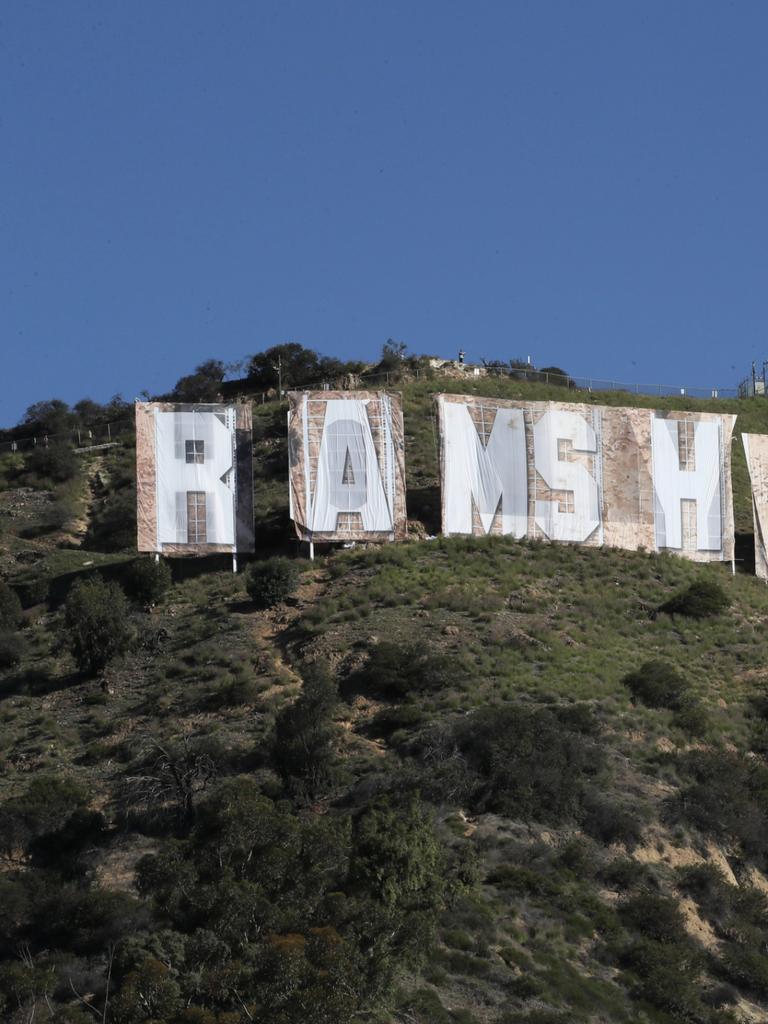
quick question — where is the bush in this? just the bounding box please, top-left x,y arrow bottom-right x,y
451,705 -> 604,823
63,577 -> 135,674
621,939 -> 704,1016
357,642 -> 458,699
122,557 -> 172,607
720,945 -> 768,998
24,443 -> 80,484
0,775 -> 89,859
672,696 -> 710,736
672,750 -> 768,856
85,488 -> 137,551
273,663 -> 341,797
0,581 -> 22,630
619,893 -> 688,944
582,792 -> 644,847
660,578 -> 729,619
246,557 -> 300,608
621,660 -> 689,710
0,631 -> 25,669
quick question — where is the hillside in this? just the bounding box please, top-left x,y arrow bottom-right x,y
3,375 -> 768,1023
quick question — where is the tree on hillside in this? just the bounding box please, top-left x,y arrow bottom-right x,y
247,343 -> 324,391
246,343 -> 364,392
19,399 -> 74,436
63,577 -> 134,675
170,359 -> 226,403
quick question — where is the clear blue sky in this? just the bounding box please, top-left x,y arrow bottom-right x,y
3,1 -> 768,424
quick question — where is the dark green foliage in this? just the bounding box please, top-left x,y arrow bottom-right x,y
673,750 -> 768,855
672,695 -> 710,736
582,793 -> 644,847
450,705 -> 603,822
350,794 -> 446,913
619,893 -> 687,944
28,809 -> 106,874
247,342 -> 363,391
621,659 -> 689,710
132,779 -> 447,1021
356,641 -> 458,699
122,556 -> 172,607
246,556 -> 300,608
0,631 -> 25,669
660,577 -> 730,618
0,580 -> 23,630
24,443 -> 80,484
0,776 -> 89,861
274,663 -> 341,797
621,939 -> 704,1016
676,864 -> 733,920
19,398 -> 74,435
720,944 -> 768,997
63,576 -> 135,674
85,486 -> 136,551
169,359 -> 225,402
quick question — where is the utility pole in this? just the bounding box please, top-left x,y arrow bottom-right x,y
272,354 -> 283,397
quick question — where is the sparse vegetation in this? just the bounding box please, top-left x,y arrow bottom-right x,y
3,369 -> 768,1021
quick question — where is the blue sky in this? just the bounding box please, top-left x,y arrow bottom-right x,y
3,1 -> 768,423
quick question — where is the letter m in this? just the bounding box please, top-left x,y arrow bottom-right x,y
441,400 -> 528,536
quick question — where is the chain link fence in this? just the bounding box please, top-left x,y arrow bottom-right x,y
0,365 -> 743,455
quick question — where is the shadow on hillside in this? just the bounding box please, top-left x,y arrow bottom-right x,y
0,665 -> 82,699
736,532 -> 756,575
406,485 -> 440,534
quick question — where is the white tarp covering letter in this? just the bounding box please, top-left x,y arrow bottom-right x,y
136,402 -> 254,555
437,394 -> 735,564
287,391 -> 407,543
743,433 -> 768,580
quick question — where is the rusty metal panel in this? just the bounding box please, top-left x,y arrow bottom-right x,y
287,391 -> 406,543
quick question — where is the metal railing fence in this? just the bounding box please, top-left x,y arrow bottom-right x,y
0,365 -> 746,455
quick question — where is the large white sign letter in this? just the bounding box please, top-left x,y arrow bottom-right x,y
442,402 -> 528,536
651,418 -> 722,551
311,400 -> 393,533
533,409 -> 600,542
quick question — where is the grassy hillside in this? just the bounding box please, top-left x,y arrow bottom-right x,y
3,377 -> 768,1023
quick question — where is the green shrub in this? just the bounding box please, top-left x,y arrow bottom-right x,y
720,945 -> 768,998
621,939 -> 704,1016
619,893 -> 687,944
672,750 -> 768,855
675,864 -> 732,920
356,642 -> 459,699
451,705 -> 603,822
0,582 -> 22,630
63,577 -> 135,674
0,631 -> 25,669
85,488 -> 137,551
582,793 -> 644,847
621,660 -> 689,710
246,557 -> 300,608
25,443 -> 80,484
672,696 -> 710,736
122,557 -> 172,607
273,663 -> 341,797
0,775 -> 89,859
660,578 -> 729,619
